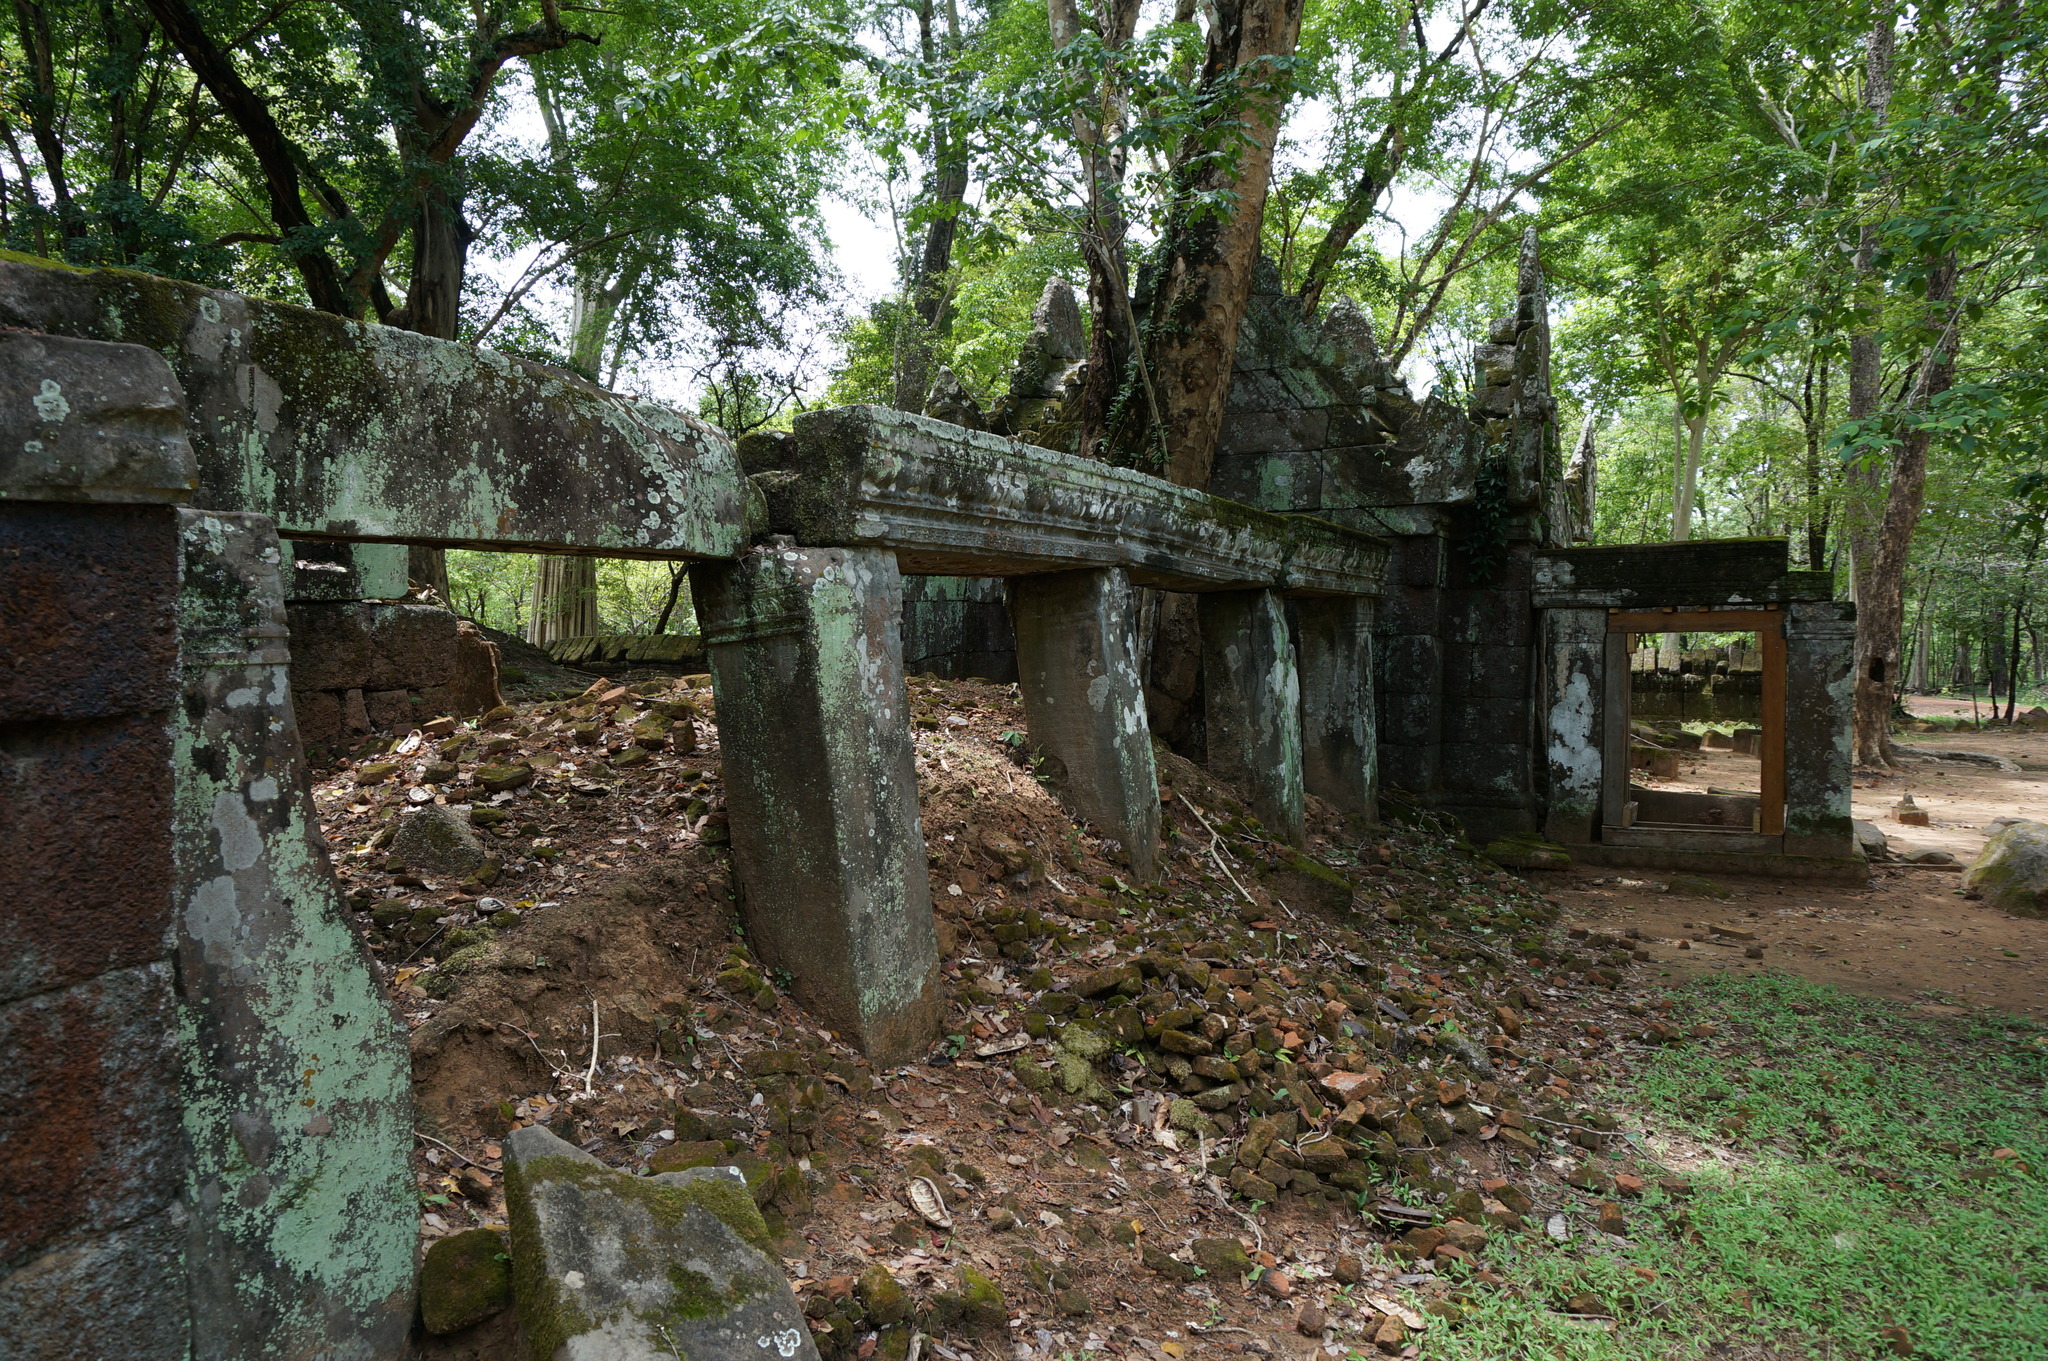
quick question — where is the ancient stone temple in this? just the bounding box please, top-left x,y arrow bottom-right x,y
0,228 -> 1856,1356
905,228 -> 1857,877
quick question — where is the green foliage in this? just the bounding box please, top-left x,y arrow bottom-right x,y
447,552 -> 695,639
1431,974 -> 2048,1359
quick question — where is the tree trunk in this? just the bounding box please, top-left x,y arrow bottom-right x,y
1139,0 -> 1306,488
1910,609 -> 1931,693
1673,402 -> 1708,540
1846,11 -> 1897,765
1804,346 -> 1830,569
1852,254 -> 1954,766
526,557 -> 601,647
408,546 -> 451,602
895,0 -> 969,414
1295,124 -> 1401,317
1049,0 -> 1143,458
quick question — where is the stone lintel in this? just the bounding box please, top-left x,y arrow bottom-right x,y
171,508 -> 416,1357
1199,590 -> 1305,846
1295,595 -> 1377,820
1533,538 -> 1835,609
748,405 -> 1387,597
0,255 -> 751,557
1009,568 -> 1160,879
694,543 -> 942,1064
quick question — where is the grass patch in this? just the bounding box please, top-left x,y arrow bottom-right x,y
1419,974 -> 2048,1360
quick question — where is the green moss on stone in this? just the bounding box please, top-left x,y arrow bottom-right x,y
858,1263 -> 911,1325
419,1227 -> 512,1334
664,1262 -> 775,1321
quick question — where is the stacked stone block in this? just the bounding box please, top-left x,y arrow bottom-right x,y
1,330 -> 415,1358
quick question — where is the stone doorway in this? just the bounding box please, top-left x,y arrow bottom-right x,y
1602,610 -> 1786,850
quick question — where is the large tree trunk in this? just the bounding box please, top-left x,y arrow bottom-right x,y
895,0 -> 969,414
527,556 -> 601,647
1845,12 -> 1896,765
1138,0 -> 1306,489
1047,0 -> 1143,458
1854,257 -> 1954,765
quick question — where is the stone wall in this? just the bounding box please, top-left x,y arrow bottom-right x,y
286,599 -> 502,752
1630,668 -> 1766,723
1,499 -> 192,1360
1,330 -> 414,1358
1206,236 -> 1559,841
901,576 -> 1017,682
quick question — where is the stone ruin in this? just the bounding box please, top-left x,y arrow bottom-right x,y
0,254 -> 1378,1355
908,229 -> 1856,873
0,233 -> 1854,1356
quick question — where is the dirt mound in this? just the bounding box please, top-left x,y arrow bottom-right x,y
408,853 -> 734,1132
313,673 -> 1718,1360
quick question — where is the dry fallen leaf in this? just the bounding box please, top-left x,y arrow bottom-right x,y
906,1176 -> 953,1229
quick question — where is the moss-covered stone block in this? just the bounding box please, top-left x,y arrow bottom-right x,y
502,1124 -> 809,1361
858,1264 -> 911,1326
1963,820 -> 2048,918
931,1266 -> 1007,1336
420,1227 -> 512,1335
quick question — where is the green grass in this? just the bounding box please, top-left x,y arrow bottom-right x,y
1421,974 -> 2048,1360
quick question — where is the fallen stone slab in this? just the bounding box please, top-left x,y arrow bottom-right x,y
1963,820 -> 2048,917
1915,748 -> 2022,773
0,255 -> 751,558
503,1123 -> 820,1361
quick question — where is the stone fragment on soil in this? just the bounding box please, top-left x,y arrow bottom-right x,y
389,803 -> 488,877
1963,820 -> 2048,916
475,762 -> 534,794
502,1123 -> 817,1361
419,1227 -> 513,1334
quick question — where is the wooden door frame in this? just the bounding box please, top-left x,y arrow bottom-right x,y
1604,607 -> 1786,837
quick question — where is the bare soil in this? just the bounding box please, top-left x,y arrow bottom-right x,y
307,679 -> 2048,1360
1557,724 -> 2048,1019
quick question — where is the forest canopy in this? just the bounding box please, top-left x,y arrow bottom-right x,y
8,0 -> 2045,750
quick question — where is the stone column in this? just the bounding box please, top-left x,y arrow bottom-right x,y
1200,589 -> 1305,845
1010,568 -> 1160,878
172,508 -> 416,1360
695,541 -> 942,1064
1540,608 -> 1608,844
0,498 -> 191,1360
1294,595 -> 1377,822
1783,600 -> 1857,859
0,333 -> 195,1358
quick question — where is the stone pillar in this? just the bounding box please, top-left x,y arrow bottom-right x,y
1294,595 -> 1377,821
695,541 -> 942,1063
1200,589 -> 1305,845
172,509 -> 416,1359
1783,600 -> 1857,859
0,501 -> 191,1360
1374,533 -> 1446,805
1,332 -> 195,1359
1540,609 -> 1608,844
1010,568 -> 1160,878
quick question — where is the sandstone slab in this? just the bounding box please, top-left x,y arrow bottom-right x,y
503,1123 -> 819,1361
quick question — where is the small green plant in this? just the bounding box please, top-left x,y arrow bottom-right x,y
1431,974 -> 2048,1360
